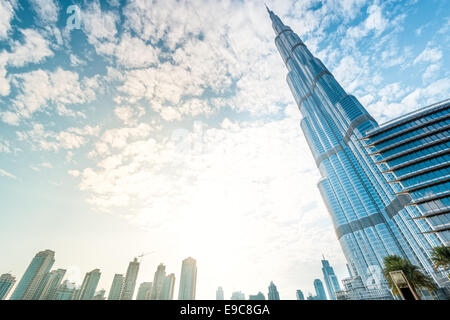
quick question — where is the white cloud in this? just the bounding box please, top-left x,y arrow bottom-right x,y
347,4 -> 388,39
0,28 -> 54,96
0,0 -> 15,40
114,105 -> 145,125
17,123 -> 100,152
81,1 -> 119,47
0,168 -> 17,180
29,0 -> 59,24
368,77 -> 450,121
413,46 -> 443,65
2,68 -> 98,124
0,137 -> 11,153
422,64 -> 440,83
75,110 -> 345,298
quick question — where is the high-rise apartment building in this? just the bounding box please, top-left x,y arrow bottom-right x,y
231,291 -> 245,300
296,289 -> 305,300
216,286 -> 224,300
267,7 -> 446,292
10,249 -> 55,300
150,263 -> 166,300
321,257 -> 341,300
313,279 -> 327,300
160,273 -> 176,300
78,269 -> 101,300
178,257 -> 197,300
54,280 -> 77,300
249,292 -> 266,300
0,273 -> 16,300
136,282 -> 152,300
39,269 -> 66,300
108,274 -> 124,300
120,258 -> 140,300
268,281 -> 280,300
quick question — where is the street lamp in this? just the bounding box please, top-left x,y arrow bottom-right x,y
389,270 -> 420,300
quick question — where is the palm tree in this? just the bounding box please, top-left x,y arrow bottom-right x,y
431,246 -> 450,271
383,255 -> 437,299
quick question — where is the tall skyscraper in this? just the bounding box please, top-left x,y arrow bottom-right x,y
216,286 -> 224,300
120,258 -> 140,300
136,282 -> 152,300
150,263 -> 166,300
231,291 -> 245,300
267,7 -> 446,291
78,269 -> 101,300
108,274 -> 124,300
313,279 -> 327,300
0,273 -> 16,300
10,249 -> 55,300
321,256 -> 341,300
39,269 -> 66,300
178,257 -> 197,300
296,290 -> 305,300
160,273 -> 176,300
267,281 -> 280,300
249,292 -> 266,300
54,280 -> 77,300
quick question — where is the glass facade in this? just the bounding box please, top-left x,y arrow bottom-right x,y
321,258 -> 341,300
267,7 -> 448,291
10,250 -> 55,300
0,273 -> 16,300
77,269 -> 101,300
178,257 -> 197,300
314,279 -> 327,300
364,101 -> 450,244
268,281 -> 280,300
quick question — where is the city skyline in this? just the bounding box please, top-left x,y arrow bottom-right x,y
1,0 -> 449,299
2,248 -> 338,300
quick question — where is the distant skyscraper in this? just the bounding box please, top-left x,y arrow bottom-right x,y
268,7 -> 446,291
108,274 -> 124,300
231,291 -> 245,300
39,269 -> 66,300
178,257 -> 197,300
160,273 -> 176,300
314,279 -> 327,300
54,280 -> 77,300
249,292 -> 266,300
296,290 -> 305,300
10,249 -> 55,300
268,281 -> 280,300
120,258 -> 140,300
78,269 -> 101,300
0,273 -> 16,300
136,282 -> 152,300
216,287 -> 224,300
150,263 -> 166,300
321,257 -> 341,300
93,289 -> 106,300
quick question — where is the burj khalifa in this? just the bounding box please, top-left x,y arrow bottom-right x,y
267,7 -> 447,292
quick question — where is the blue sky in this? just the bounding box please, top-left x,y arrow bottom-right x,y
0,0 -> 449,299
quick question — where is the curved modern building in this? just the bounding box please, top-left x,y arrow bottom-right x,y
364,101 -> 450,242
267,7 -> 448,292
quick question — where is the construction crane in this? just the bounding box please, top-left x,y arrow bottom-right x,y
137,251 -> 155,262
